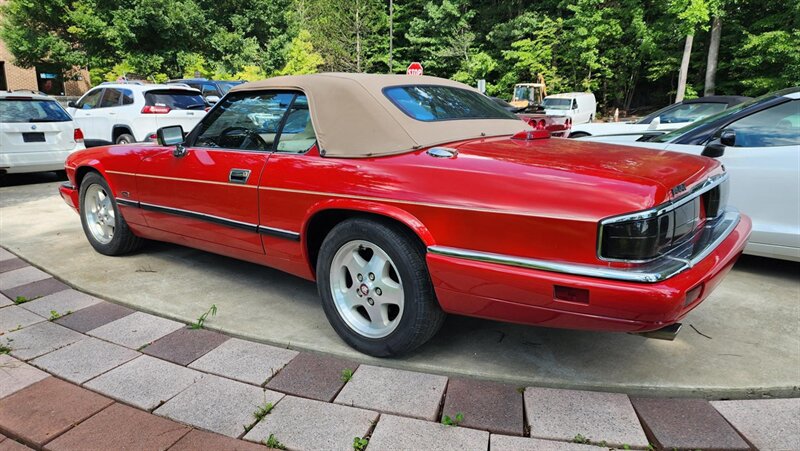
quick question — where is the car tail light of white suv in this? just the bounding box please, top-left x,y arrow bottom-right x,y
74,128 -> 84,143
141,105 -> 171,114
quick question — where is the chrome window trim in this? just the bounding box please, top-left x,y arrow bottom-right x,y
429,209 -> 740,284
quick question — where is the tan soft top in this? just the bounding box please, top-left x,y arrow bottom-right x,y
229,73 -> 530,158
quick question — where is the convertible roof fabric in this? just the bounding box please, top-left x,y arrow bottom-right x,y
230,73 -> 530,158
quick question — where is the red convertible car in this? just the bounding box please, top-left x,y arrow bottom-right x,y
59,74 -> 751,357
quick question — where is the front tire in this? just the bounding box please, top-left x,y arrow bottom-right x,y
316,218 -> 446,357
79,172 -> 142,255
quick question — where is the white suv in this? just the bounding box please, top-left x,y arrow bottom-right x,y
66,82 -> 208,146
0,90 -> 85,175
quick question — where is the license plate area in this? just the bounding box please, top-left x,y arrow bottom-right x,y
22,132 -> 46,143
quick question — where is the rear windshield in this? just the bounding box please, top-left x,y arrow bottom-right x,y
542,98 -> 572,110
144,90 -> 206,110
0,99 -> 72,123
383,85 -> 517,122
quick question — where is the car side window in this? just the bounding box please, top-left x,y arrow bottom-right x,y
276,95 -> 316,153
724,100 -> 800,148
190,91 -> 295,151
121,89 -> 134,105
99,88 -> 122,108
572,99 -> 578,110
77,89 -> 103,110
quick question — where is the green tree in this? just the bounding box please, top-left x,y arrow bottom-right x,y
406,0 -> 476,77
277,29 -> 324,75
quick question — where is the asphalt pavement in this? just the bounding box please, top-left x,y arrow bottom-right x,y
1,175 -> 798,398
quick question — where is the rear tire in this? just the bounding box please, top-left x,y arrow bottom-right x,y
316,218 -> 446,357
79,172 -> 142,255
115,133 -> 135,144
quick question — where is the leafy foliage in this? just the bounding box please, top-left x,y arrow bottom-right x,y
1,0 -> 796,110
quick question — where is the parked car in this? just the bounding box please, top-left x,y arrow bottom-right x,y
67,82 -> 208,147
569,96 -> 751,139
541,92 -> 596,124
489,98 -> 571,137
59,74 -> 750,356
167,78 -> 244,104
0,90 -> 84,175
591,87 -> 799,261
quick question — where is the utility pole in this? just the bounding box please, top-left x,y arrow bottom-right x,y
388,0 -> 393,73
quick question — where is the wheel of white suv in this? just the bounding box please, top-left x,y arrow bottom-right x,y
316,218 -> 446,357
116,133 -> 135,144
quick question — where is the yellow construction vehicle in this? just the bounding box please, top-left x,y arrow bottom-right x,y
510,74 -> 547,110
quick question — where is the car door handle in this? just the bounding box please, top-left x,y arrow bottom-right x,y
229,169 -> 251,184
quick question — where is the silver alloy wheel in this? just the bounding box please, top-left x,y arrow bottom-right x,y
84,184 -> 115,244
330,240 -> 404,339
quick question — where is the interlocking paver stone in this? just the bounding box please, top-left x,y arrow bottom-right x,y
88,311 -> 184,349
31,337 -> 139,384
442,378 -> 523,435
44,403 -> 191,451
266,352 -> 357,402
168,429 -> 267,451
0,248 -> 15,262
0,355 -> 49,399
711,398 -> 800,451
4,321 -> 84,361
189,338 -> 298,386
20,289 -> 102,318
143,327 -> 229,366
0,294 -> 11,308
491,434 -> 609,450
0,258 -> 27,274
2,278 -> 70,302
0,439 -> 34,451
85,355 -> 204,410
155,374 -> 284,438
0,266 -> 49,291
368,414 -> 489,451
0,305 -> 44,334
0,377 -> 113,448
631,398 -> 750,451
334,364 -> 448,420
54,301 -> 134,333
243,395 -> 378,450
525,388 -> 648,448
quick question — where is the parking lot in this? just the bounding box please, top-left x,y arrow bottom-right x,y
2,175 -> 798,398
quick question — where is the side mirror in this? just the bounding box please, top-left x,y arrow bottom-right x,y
156,125 -> 187,157
648,116 -> 661,130
67,101 -> 77,108
719,129 -> 736,147
205,95 -> 220,104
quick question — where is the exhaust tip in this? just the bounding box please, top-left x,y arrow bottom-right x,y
635,323 -> 682,341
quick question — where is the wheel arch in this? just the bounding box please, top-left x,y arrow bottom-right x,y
112,125 -> 134,142
302,200 -> 435,276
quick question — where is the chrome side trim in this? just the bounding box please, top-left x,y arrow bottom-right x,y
258,225 -> 301,241
429,209 -> 741,284
115,198 -> 139,208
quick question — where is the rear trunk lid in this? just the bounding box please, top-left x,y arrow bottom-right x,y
0,98 -> 77,153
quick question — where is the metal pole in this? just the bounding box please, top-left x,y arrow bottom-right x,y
389,0 -> 393,73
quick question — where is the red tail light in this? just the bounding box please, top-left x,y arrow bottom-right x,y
141,105 -> 171,114
73,128 -> 84,143
512,130 -> 551,140
536,119 -> 547,130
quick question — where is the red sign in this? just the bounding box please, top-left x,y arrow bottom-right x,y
406,62 -> 423,76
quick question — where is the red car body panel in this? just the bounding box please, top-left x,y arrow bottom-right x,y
61,134 -> 750,334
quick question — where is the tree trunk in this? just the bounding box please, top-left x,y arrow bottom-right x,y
704,16 -> 722,96
675,33 -> 694,102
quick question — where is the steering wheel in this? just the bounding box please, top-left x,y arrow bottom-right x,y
219,126 -> 269,150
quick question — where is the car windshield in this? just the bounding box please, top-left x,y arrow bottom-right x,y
218,81 -> 244,94
0,98 -> 72,123
543,98 -> 572,110
651,93 -> 775,143
636,102 -> 728,125
384,85 -> 518,122
144,89 -> 207,110
514,86 -> 531,101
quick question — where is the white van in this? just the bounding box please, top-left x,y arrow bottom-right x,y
542,92 -> 597,125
